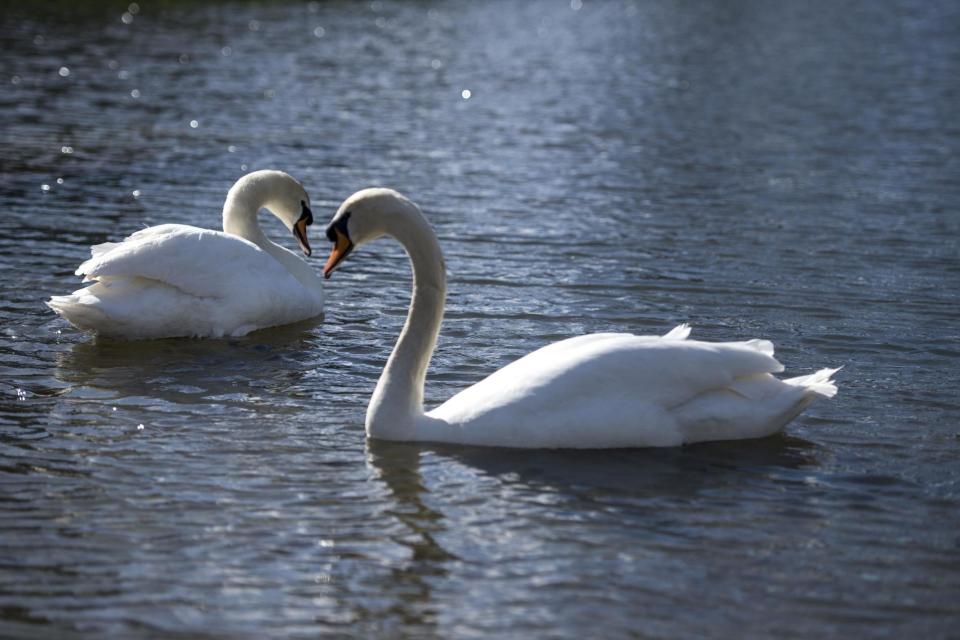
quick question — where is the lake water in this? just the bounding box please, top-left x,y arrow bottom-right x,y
2,0 -> 959,637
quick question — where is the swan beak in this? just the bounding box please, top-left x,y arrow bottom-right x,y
293,216 -> 312,257
323,229 -> 353,279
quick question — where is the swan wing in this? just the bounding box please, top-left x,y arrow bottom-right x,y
75,224 -> 292,299
50,224 -> 323,338
426,327 -> 786,447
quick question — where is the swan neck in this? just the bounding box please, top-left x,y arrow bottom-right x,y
222,181 -> 270,245
367,208 -> 446,441
220,173 -> 317,289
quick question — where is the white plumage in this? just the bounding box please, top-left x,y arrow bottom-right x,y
48,171 -> 324,339
323,188 -> 840,449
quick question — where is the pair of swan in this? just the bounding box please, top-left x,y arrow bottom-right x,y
49,175 -> 839,448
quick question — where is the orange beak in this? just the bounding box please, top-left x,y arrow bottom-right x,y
323,229 -> 353,279
293,216 -> 311,256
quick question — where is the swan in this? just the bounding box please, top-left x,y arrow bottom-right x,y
47,170 -> 324,339
322,188 -> 840,449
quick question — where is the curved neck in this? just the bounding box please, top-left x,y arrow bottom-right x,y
221,173 -> 318,289
366,206 -> 446,441
222,175 -> 279,250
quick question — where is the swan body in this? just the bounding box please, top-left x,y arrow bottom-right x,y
48,170 -> 324,339
323,188 -> 839,449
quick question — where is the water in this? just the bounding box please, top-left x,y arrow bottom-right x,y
2,0 -> 959,637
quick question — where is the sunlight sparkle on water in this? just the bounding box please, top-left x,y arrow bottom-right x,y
121,12 -> 133,25
189,120 -> 199,128
314,26 -> 326,38
61,146 -> 73,154
461,89 -> 472,100
58,66 -> 69,77
130,89 -> 140,98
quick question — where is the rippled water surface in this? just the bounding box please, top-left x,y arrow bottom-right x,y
2,0 -> 959,637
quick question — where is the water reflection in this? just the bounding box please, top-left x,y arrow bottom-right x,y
365,440 -> 455,632
423,434 -> 820,498
54,318 -> 324,393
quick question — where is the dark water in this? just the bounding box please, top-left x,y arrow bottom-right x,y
2,0 -> 959,637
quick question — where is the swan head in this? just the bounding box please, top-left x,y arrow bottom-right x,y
226,170 -> 315,256
323,188 -> 418,278
265,174 -> 314,257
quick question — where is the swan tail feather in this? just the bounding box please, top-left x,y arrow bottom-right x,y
90,242 -> 119,258
785,366 -> 842,399
744,338 -> 775,357
46,295 -> 110,332
663,323 -> 691,340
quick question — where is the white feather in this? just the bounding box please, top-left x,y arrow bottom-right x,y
47,172 -> 323,339
331,188 -> 841,449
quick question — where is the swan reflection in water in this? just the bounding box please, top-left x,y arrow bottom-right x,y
363,434 -> 821,626
52,317 -> 325,403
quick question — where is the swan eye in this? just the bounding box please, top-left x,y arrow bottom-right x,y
300,201 -> 313,226
326,211 -> 351,243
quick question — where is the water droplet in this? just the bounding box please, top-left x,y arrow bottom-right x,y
308,1 -> 319,12
118,70 -> 129,80
128,2 -> 140,14
189,119 -> 199,128
58,66 -> 70,77
461,89 -> 472,100
121,12 -> 134,24
375,16 -> 387,29
11,75 -> 21,85
136,423 -> 145,430
248,19 -> 260,31
132,189 -> 141,198
41,184 -> 50,191
33,35 -> 45,46
430,58 -> 442,69
178,53 -> 190,64
240,164 -> 248,171
61,145 -> 73,154
313,25 -> 325,38
227,145 -> 237,153
130,88 -> 140,98
570,0 -> 583,10
108,60 -> 119,70
56,178 -> 64,185
221,46 -> 232,57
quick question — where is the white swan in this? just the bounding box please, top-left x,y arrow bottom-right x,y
48,170 -> 324,339
322,188 -> 840,449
